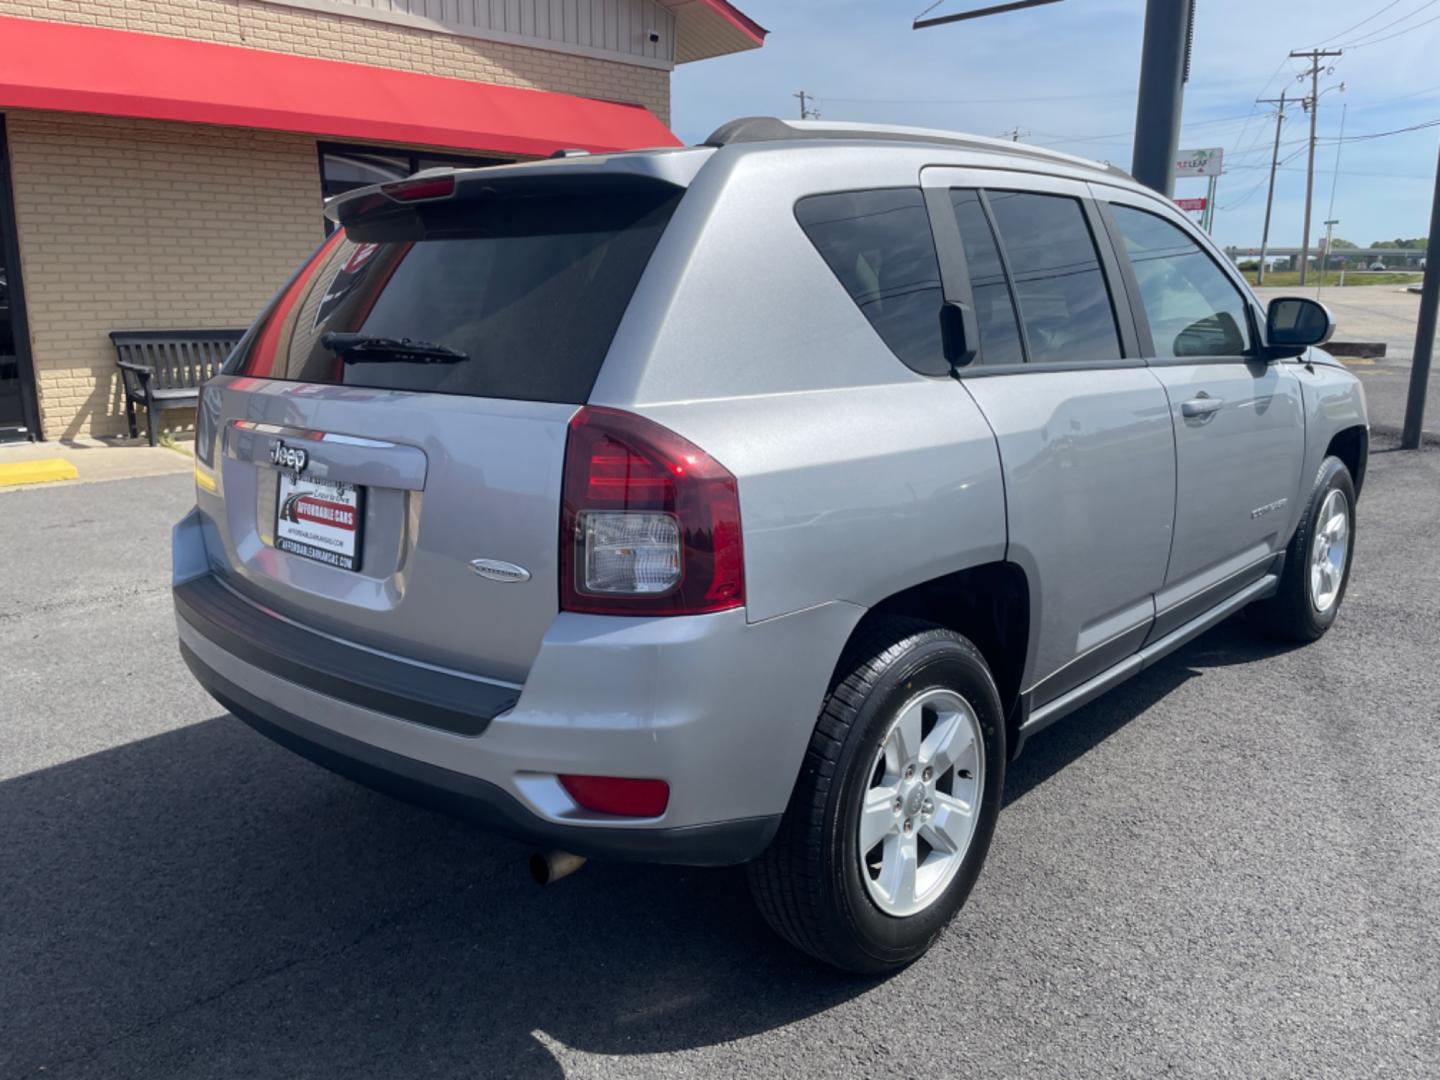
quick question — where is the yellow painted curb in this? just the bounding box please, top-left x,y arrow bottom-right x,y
0,458 -> 80,487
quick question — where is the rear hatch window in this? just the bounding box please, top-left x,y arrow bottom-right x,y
227,186 -> 680,403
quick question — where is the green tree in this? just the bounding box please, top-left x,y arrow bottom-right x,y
1329,238 -> 1359,249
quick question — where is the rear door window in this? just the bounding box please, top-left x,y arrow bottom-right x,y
227,187 -> 680,404
983,191 -> 1122,364
795,188 -> 948,375
949,189 -> 1026,367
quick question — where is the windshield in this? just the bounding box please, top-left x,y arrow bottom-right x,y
226,187 -> 680,403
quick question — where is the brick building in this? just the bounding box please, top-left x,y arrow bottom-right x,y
0,0 -> 763,442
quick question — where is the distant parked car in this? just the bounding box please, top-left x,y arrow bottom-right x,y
172,117 -> 1370,973
1368,259 -> 1387,271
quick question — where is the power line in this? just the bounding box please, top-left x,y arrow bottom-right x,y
1235,164 -> 1434,179
1027,112 -> 1261,148
1345,82 -> 1440,110
1224,145 -> 1309,211
1307,0 -> 1405,46
1319,116 -> 1440,141
1224,55 -> 1293,165
1341,9 -> 1440,48
1337,0 -> 1440,43
1336,0 -> 1439,45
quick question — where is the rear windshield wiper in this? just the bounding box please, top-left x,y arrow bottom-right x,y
320,332 -> 467,364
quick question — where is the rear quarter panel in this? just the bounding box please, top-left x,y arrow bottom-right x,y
591,143 -> 1008,624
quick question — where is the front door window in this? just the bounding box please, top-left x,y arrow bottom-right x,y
1108,204 -> 1252,358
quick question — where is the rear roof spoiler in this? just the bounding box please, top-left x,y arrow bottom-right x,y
325,147 -> 711,230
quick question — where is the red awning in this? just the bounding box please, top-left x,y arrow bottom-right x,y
0,15 -> 679,156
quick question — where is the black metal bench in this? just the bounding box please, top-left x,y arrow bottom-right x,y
110,329 -> 245,446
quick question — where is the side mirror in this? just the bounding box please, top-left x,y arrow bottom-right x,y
1265,297 -> 1335,359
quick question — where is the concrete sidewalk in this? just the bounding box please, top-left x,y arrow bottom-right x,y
0,436 -> 191,492
1253,285 -> 1426,361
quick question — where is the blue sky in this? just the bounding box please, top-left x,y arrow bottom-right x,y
672,0 -> 1439,249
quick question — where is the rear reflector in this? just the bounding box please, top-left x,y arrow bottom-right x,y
380,174 -> 456,202
559,775 -> 670,817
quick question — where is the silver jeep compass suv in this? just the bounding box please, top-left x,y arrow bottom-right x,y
175,118 -> 1367,972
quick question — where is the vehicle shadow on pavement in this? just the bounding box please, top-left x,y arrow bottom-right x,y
2,716 -> 865,1078
3,615 -> 1290,1079
1005,614 -> 1301,805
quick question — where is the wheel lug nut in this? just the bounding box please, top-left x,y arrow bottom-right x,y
893,797 -> 903,813
922,799 -> 933,816
905,765 -> 914,780
922,767 -> 933,782
903,819 -> 913,834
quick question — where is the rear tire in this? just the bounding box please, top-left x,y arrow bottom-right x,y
747,617 -> 1005,974
1249,456 -> 1356,643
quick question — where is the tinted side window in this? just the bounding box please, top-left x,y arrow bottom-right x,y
984,191 -> 1121,364
949,189 -> 1025,367
796,188 -> 947,375
1109,205 -> 1251,358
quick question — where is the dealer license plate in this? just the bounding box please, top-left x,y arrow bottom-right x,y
274,472 -> 364,571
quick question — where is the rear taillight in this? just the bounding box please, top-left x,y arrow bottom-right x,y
560,406 -> 744,616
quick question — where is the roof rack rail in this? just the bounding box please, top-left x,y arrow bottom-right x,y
702,117 -> 1131,179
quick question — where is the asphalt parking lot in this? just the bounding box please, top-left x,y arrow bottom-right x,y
3,440 -> 1439,1079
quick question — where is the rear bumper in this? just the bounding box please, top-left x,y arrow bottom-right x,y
173,509 -> 864,865
180,639 -> 776,865
174,574 -> 515,736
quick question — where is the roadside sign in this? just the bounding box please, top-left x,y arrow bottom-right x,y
1175,147 -> 1223,177
1174,197 -> 1207,212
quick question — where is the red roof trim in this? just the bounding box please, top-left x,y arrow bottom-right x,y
699,0 -> 769,45
0,15 -> 679,157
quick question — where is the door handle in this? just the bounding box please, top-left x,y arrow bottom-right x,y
1180,395 -> 1225,418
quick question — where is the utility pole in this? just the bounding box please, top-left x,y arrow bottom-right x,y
1131,0 -> 1195,196
1319,218 -> 1338,297
1201,172 -> 1220,234
1319,104 -> 1348,298
794,90 -> 818,120
998,127 -> 1030,142
1256,91 -> 1288,286
1400,141 -> 1440,450
1290,47 -> 1342,285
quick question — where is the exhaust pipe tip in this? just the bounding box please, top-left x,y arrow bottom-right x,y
530,849 -> 587,885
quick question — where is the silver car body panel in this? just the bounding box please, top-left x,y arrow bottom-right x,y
1292,351 -> 1369,493
960,368 -> 1176,698
198,379 -> 573,684
176,506 -> 862,829
177,125 -> 1369,860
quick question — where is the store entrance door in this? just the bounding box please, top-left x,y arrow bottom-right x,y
0,115 -> 39,442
